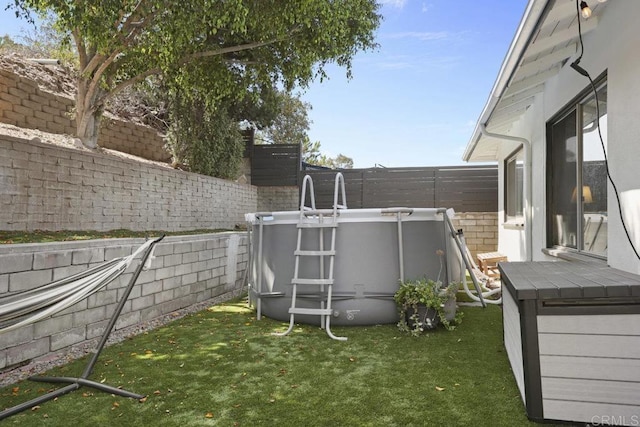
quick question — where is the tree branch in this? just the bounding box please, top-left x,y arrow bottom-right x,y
108,38 -> 287,100
72,29 -> 87,69
177,39 -> 285,66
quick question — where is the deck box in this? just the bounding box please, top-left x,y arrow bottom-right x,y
500,261 -> 640,425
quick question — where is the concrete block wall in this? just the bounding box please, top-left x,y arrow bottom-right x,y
0,69 -> 76,135
0,135 -> 258,231
0,68 -> 170,161
101,116 -> 170,162
0,233 -> 248,370
257,186 -> 299,212
451,212 -> 499,259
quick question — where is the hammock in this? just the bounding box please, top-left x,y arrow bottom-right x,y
0,238 -> 157,334
0,236 -> 163,421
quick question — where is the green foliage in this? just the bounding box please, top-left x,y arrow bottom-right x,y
166,94 -> 244,179
257,92 -> 312,145
8,0 -> 381,146
317,152 -> 354,169
394,279 -> 462,336
302,138 -> 323,164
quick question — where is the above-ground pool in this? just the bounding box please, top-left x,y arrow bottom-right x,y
246,206 -> 463,327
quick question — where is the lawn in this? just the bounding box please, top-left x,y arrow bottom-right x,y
0,229 -> 236,245
0,300 -> 541,426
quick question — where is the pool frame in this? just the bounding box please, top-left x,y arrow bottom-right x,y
245,207 -> 464,326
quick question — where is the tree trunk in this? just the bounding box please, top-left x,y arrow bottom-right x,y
75,76 -> 103,149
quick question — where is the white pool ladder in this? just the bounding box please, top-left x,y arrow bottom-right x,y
275,173 -> 347,341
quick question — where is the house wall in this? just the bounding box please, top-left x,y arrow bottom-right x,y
495,2 -> 640,273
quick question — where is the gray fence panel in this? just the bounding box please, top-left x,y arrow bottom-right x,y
251,144 -> 301,186
302,165 -> 497,212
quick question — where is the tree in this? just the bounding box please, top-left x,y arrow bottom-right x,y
319,153 -> 354,169
165,92 -> 243,179
10,1 -> 381,148
257,91 -> 354,169
257,92 -> 312,145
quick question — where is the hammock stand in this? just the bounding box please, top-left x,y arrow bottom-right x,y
0,236 -> 164,420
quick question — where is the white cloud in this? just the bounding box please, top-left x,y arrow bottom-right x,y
421,2 -> 432,13
385,31 -> 451,41
379,0 -> 408,8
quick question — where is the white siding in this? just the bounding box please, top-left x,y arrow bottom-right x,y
503,291 -> 526,403
543,400 -> 640,426
538,313 -> 640,424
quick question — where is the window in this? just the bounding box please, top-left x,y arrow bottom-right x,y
547,78 -> 607,257
505,148 -> 524,222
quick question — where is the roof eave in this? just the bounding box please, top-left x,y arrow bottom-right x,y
463,0 -> 551,162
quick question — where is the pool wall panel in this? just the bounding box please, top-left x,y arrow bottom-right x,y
249,209 -> 461,326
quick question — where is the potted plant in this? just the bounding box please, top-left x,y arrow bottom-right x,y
393,279 -> 462,336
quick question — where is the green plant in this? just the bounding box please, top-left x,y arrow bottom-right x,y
394,279 -> 462,336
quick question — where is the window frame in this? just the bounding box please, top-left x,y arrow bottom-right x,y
504,146 -> 524,224
545,72 -> 607,259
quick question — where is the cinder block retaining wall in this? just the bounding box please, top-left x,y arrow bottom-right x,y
0,135 -> 258,231
451,212 -> 499,259
0,232 -> 248,371
0,69 -> 170,161
257,186 -> 299,212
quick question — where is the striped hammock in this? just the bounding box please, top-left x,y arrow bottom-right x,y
0,239 -> 157,334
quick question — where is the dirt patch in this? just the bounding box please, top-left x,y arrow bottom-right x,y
0,122 -> 173,169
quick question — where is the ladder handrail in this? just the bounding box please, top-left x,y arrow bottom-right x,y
300,174 -> 317,211
333,172 -> 347,216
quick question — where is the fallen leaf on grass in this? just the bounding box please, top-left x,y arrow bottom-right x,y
205,412 -> 214,418
31,406 -> 40,411
112,402 -> 120,409
435,386 -> 445,391
139,396 -> 148,403
153,390 -> 162,395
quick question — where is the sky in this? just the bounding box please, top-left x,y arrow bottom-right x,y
301,0 -> 529,168
0,0 -> 529,168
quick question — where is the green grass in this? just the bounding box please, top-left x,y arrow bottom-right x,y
0,229 -> 236,245
0,301 -> 542,426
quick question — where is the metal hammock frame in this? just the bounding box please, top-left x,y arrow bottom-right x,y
0,236 -> 163,420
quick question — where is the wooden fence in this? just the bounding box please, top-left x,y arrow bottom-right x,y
250,144 -> 301,186
301,166 -> 498,212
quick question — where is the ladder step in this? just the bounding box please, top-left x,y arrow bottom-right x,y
289,307 -> 333,316
292,278 -> 334,285
297,222 -> 337,229
294,250 -> 336,256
